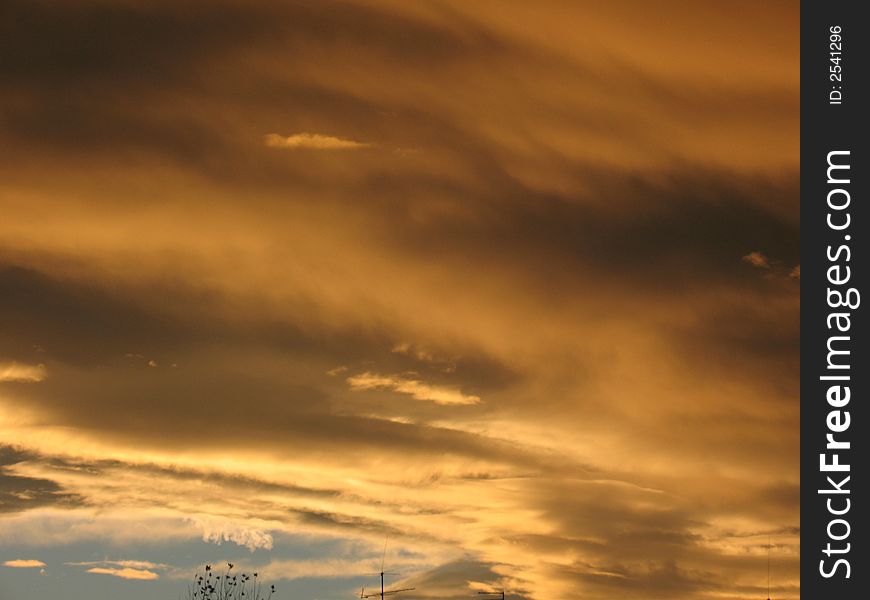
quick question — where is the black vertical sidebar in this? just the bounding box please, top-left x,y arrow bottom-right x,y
801,2 -> 866,599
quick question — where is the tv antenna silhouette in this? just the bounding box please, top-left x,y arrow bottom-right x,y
359,538 -> 415,600
766,535 -> 771,600
477,590 -> 505,600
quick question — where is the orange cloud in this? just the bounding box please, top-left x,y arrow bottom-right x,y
86,567 -> 160,580
3,559 -> 46,568
68,560 -> 170,570
742,251 -> 771,268
264,133 -> 370,150
347,372 -> 481,405
0,362 -> 47,383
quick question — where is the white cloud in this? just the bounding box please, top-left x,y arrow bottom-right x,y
0,362 -> 47,383
3,559 -> 46,568
188,517 -> 274,552
264,132 -> 370,150
347,372 -> 480,405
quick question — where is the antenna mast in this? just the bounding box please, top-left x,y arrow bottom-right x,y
359,538 -> 415,600
767,535 -> 771,600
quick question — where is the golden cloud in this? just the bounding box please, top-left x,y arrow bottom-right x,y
264,133 -> 370,150
347,372 -> 481,405
68,559 -> 170,570
3,559 -> 46,568
86,566 -> 160,580
742,251 -> 771,269
0,362 -> 47,383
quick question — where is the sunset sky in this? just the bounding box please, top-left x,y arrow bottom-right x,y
0,1 -> 800,599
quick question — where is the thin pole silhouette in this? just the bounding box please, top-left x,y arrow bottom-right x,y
381,538 -> 387,600
767,535 -> 771,600
359,538 -> 415,600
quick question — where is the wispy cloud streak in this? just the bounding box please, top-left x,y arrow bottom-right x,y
264,133 -> 370,150
347,372 -> 481,405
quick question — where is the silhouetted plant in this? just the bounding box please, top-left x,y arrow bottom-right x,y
183,562 -> 276,600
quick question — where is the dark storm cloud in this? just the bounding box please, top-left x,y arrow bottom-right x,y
0,0 -> 268,85
0,260 -> 532,463
0,445 -> 85,513
0,0 -> 263,163
0,264 -> 188,365
0,0 -> 503,90
1,261 -> 548,479
0,472 -> 82,513
671,293 -> 800,391
0,0 -> 503,164
20,363 -> 563,469
0,262 -> 517,391
1,0 -> 798,186
382,170 -> 799,289
0,445 -> 35,467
